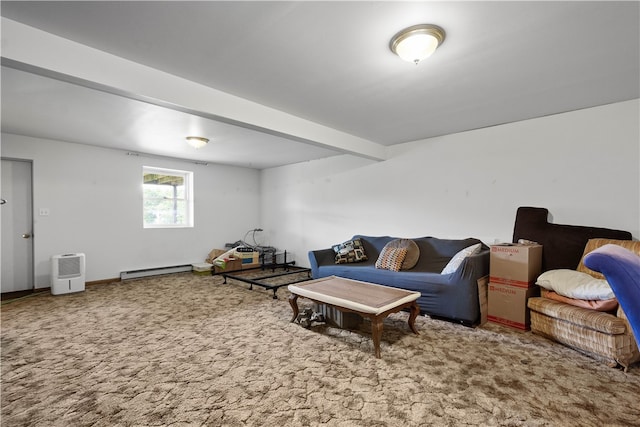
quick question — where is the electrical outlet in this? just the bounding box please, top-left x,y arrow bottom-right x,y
39,208 -> 50,216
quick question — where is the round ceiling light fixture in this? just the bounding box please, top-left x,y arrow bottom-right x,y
389,24 -> 446,65
186,136 -> 209,149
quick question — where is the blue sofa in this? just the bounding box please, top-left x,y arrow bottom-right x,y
308,235 -> 490,326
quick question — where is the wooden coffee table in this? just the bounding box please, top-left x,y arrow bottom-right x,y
288,276 -> 421,358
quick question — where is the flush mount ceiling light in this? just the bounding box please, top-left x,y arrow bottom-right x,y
186,136 -> 209,149
389,24 -> 446,65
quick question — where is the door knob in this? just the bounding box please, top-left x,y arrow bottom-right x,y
22,233 -> 31,239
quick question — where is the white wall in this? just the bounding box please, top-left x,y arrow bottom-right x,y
2,100 -> 638,286
261,100 -> 640,267
1,134 -> 261,287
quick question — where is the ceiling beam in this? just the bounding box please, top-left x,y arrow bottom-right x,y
1,18 -> 387,162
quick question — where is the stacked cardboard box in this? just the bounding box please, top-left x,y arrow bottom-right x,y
234,247 -> 260,265
488,243 -> 542,330
213,257 -> 262,274
213,258 -> 242,274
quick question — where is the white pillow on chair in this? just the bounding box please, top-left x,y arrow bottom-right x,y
536,269 -> 614,300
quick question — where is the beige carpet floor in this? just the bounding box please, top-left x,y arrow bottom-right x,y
2,272 -> 639,426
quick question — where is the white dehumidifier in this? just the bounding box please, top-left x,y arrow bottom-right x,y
51,253 -> 86,295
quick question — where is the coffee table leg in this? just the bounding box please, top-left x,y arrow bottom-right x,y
289,294 -> 299,323
408,302 -> 420,335
371,316 -> 384,359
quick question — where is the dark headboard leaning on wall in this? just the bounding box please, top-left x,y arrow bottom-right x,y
512,206 -> 632,272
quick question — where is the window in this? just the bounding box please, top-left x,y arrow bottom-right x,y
143,166 -> 193,228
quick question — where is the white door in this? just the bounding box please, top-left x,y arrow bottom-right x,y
1,159 -> 34,293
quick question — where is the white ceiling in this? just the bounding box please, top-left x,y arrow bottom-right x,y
1,1 -> 639,169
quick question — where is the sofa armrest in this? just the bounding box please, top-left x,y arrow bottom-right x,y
453,249 -> 490,282
308,249 -> 336,278
442,248 -> 490,325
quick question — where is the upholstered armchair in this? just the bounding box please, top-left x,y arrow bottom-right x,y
528,238 -> 640,369
512,207 -> 639,369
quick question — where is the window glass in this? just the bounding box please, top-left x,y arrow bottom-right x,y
143,166 -> 193,228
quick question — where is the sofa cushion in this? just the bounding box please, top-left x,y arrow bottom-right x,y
528,297 -> 627,335
536,269 -> 614,300
411,237 -> 484,273
332,238 -> 368,264
380,238 -> 420,270
375,247 -> 408,272
441,243 -> 482,275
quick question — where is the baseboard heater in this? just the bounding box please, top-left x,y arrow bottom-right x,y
120,264 -> 192,280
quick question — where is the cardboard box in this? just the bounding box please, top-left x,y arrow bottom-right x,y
241,262 -> 261,270
234,250 -> 260,265
487,282 -> 540,330
477,275 -> 489,326
213,258 -> 242,274
490,243 -> 542,287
